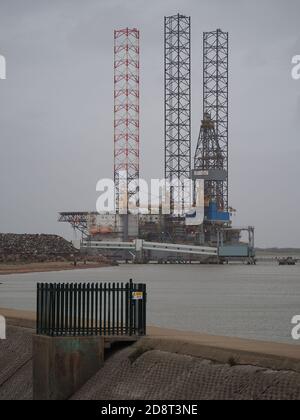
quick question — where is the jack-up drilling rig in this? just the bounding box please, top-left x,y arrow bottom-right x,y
59,20 -> 255,263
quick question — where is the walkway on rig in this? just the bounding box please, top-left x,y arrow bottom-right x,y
81,239 -> 218,257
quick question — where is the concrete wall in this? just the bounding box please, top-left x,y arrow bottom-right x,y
33,335 -> 104,400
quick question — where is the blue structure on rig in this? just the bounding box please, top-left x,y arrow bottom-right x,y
205,202 -> 230,223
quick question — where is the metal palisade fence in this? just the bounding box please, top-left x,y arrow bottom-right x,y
36,280 -> 146,337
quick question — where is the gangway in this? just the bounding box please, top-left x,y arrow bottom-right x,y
81,239 -> 218,257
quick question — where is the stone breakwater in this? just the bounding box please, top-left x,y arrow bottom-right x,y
0,233 -> 77,263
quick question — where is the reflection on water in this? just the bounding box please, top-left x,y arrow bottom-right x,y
0,263 -> 299,344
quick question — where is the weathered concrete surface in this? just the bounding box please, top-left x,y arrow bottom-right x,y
142,330 -> 300,374
72,345 -> 300,400
0,325 -> 33,400
33,335 -> 104,400
1,309 -> 300,400
0,308 -> 36,330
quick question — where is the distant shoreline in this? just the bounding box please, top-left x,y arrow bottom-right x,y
0,261 -> 112,276
256,248 -> 300,255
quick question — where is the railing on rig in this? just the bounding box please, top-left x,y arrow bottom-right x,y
36,280 -> 146,337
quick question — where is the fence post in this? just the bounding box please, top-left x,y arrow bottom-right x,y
129,279 -> 133,336
142,283 -> 147,336
36,283 -> 40,335
137,283 -> 146,335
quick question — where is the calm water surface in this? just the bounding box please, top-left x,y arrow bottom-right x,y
0,263 -> 299,344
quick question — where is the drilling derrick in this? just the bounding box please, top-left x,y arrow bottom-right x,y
164,14 -> 191,215
203,29 -> 229,212
191,29 -> 230,245
194,112 -> 224,209
114,28 -> 140,214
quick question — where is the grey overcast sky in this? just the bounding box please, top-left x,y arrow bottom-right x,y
0,0 -> 299,247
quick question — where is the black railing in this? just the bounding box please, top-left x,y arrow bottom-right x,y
37,280 -> 146,337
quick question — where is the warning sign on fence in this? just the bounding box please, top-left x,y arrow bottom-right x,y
132,291 -> 143,300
